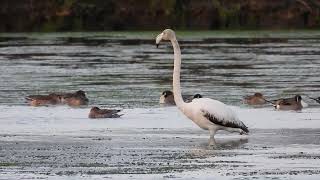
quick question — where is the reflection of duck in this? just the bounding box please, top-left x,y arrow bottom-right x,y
273,95 -> 303,111
25,93 -> 61,106
159,90 -> 203,105
61,90 -> 89,106
243,92 -> 266,105
88,107 -> 122,118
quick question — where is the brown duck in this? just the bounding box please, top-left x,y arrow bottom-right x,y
25,93 -> 62,106
243,92 -> 267,105
61,90 -> 89,106
159,90 -> 202,105
273,95 -> 303,111
88,107 -> 122,118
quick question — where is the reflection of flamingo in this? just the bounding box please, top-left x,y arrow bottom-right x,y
200,138 -> 249,150
156,29 -> 248,145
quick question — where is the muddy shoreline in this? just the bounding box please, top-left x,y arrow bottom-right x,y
1,129 -> 320,179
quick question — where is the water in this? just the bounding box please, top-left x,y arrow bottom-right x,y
0,31 -> 320,179
0,31 -> 320,107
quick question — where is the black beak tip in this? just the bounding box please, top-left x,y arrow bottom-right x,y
156,44 -> 159,48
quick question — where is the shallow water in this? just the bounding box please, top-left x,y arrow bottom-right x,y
0,31 -> 320,179
0,31 -> 320,107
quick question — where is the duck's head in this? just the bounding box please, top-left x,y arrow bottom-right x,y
156,29 -> 176,48
76,90 -> 86,97
91,106 -> 100,111
295,95 -> 302,102
193,94 -> 202,99
254,92 -> 263,97
162,90 -> 173,98
159,90 -> 174,104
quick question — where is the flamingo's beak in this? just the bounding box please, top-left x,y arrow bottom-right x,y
155,33 -> 163,48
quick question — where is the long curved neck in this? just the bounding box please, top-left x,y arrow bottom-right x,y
171,38 -> 186,109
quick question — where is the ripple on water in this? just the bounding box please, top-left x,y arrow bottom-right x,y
0,33 -> 320,108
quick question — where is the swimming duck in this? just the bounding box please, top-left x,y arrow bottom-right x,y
61,90 -> 89,106
159,90 -> 203,105
243,92 -> 267,105
88,106 -> 122,118
185,93 -> 203,103
25,93 -> 62,106
273,95 -> 303,111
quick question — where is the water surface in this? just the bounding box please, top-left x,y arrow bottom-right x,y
0,31 -> 320,107
0,31 -> 320,179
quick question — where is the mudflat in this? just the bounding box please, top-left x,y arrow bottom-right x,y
0,129 -> 319,179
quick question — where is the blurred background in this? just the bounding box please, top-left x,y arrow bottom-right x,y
0,0 -> 320,32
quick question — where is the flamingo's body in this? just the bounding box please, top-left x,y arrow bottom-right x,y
156,29 -> 248,142
182,98 -> 248,134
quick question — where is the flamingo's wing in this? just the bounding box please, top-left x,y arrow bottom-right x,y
193,98 -> 249,133
201,109 -> 249,133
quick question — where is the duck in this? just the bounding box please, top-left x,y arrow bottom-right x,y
273,95 -> 303,111
88,106 -> 122,118
159,90 -> 203,105
186,94 -> 203,103
61,90 -> 89,106
25,93 -> 62,106
243,92 -> 267,105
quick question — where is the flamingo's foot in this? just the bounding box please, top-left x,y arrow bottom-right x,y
208,137 -> 218,148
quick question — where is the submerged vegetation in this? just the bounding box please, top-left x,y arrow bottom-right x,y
0,0 -> 320,32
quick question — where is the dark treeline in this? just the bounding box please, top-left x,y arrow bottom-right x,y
0,0 -> 320,32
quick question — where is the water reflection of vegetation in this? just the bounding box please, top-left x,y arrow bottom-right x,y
2,30 -> 320,40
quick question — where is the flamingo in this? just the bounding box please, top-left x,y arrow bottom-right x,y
155,29 -> 248,145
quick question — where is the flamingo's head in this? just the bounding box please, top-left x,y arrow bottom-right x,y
156,29 -> 176,48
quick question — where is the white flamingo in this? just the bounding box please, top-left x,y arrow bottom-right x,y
156,29 -> 248,145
